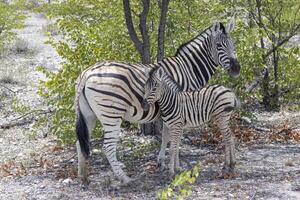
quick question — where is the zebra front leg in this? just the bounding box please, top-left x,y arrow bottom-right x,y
157,123 -> 169,171
174,148 -> 182,172
102,124 -> 132,184
168,125 -> 182,175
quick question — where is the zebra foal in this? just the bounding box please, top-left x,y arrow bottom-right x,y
143,67 -> 239,174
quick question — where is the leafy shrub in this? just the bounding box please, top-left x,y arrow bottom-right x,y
157,162 -> 202,200
42,22 -> 60,36
0,1 -> 26,52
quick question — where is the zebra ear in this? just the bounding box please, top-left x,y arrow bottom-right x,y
226,19 -> 235,33
144,67 -> 151,78
212,22 -> 220,36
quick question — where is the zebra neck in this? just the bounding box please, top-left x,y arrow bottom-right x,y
175,32 -> 218,87
158,81 -> 181,113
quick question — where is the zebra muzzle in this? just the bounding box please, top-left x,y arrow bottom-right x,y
141,99 -> 150,111
228,58 -> 240,78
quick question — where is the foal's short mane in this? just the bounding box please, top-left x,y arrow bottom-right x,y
148,67 -> 183,92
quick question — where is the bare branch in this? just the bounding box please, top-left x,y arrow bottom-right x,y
0,109 -> 52,129
157,0 -> 162,9
0,83 -> 16,93
139,0 -> 151,63
246,23 -> 300,92
263,23 -> 300,60
123,0 -> 143,54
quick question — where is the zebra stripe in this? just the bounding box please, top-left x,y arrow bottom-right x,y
75,22 -> 240,184
143,67 -> 239,174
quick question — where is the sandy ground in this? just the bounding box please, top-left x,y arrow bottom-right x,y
0,12 -> 300,200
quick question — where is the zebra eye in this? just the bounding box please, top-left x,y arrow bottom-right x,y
216,43 -> 223,49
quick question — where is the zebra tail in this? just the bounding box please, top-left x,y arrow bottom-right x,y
76,103 -> 90,159
223,93 -> 240,112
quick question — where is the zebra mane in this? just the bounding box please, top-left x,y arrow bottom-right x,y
175,22 -> 225,56
150,67 -> 183,92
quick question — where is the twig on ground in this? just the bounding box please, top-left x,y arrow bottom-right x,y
250,192 -> 257,200
0,109 -> 52,129
11,109 -> 51,121
0,83 -> 16,93
59,153 -> 77,168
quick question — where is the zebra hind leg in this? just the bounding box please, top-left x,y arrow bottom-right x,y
101,120 -> 133,185
216,114 -> 236,173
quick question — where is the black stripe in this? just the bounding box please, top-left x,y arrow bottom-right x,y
86,87 -> 132,106
102,114 -> 122,119
188,45 -> 210,83
214,89 -> 232,102
204,85 -> 220,120
201,86 -> 210,121
212,102 -> 232,114
98,104 -> 127,112
88,73 -> 143,102
111,63 -> 145,87
181,50 -> 204,86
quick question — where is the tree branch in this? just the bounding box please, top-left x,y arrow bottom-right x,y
263,23 -> 300,60
157,0 -> 170,62
246,23 -> 300,93
123,0 -> 143,54
139,0 -> 151,63
0,83 -> 16,93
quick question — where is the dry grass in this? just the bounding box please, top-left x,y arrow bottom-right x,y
11,38 -> 29,54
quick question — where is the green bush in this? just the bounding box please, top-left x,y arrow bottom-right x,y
157,162 -> 201,200
0,1 -> 26,51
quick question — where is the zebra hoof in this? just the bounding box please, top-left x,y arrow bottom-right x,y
80,177 -> 90,189
221,166 -> 236,179
157,161 -> 167,172
169,168 -> 175,176
168,171 -> 176,180
157,157 -> 167,171
222,165 -> 235,174
175,166 -> 183,173
120,176 -> 135,186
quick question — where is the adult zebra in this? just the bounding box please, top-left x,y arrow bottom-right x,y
143,67 -> 239,175
75,21 -> 240,184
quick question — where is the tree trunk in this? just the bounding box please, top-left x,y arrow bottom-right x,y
270,39 -> 280,110
141,0 -> 169,137
157,0 -> 170,61
123,0 -> 167,136
256,0 -> 272,109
